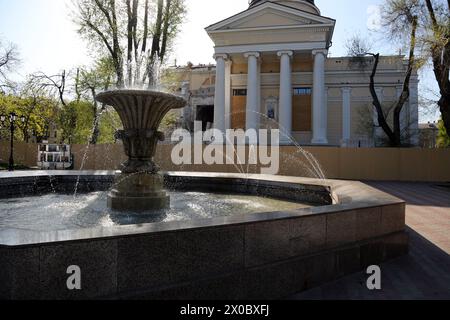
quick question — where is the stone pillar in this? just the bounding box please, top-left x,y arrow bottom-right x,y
257,58 -> 262,130
244,52 -> 260,134
311,49 -> 328,144
225,60 -> 233,130
213,54 -> 228,134
341,87 -> 352,143
277,50 -> 293,145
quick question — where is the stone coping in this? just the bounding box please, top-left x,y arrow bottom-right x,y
0,171 -> 404,247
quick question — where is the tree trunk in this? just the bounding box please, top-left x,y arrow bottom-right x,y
126,0 -> 133,87
146,0 -> 164,87
89,88 -> 100,145
425,0 -> 450,135
393,16 -> 418,146
160,0 -> 172,62
110,0 -> 124,87
137,0 -> 149,83
369,53 -> 397,146
75,68 -> 82,103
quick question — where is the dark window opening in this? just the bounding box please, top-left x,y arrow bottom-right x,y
196,105 -> 214,132
233,89 -> 247,96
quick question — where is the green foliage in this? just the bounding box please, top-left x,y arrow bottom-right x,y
77,57 -> 115,99
437,119 -> 450,148
97,108 -> 122,144
71,100 -> 94,144
0,91 -> 122,145
0,93 -> 58,142
159,110 -> 179,135
58,100 -> 121,145
58,101 -> 77,143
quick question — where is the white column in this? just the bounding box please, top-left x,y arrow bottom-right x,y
244,52 -> 260,133
257,58 -> 261,129
342,87 -> 352,143
311,49 -> 328,144
213,54 -> 228,134
224,60 -> 232,130
277,50 -> 293,145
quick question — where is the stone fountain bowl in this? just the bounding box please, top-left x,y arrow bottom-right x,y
96,89 -> 186,172
96,89 -> 186,131
95,89 -> 187,212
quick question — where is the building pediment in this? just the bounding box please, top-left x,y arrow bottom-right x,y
206,2 -> 335,51
206,2 -> 335,32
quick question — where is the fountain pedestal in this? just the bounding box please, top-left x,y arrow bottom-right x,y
95,89 -> 186,213
108,173 -> 169,211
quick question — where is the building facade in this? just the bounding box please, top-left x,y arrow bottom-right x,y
179,0 -> 419,146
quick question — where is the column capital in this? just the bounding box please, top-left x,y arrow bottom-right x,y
312,49 -> 328,57
244,52 -> 260,59
341,87 -> 352,93
277,50 -> 293,58
213,53 -> 229,61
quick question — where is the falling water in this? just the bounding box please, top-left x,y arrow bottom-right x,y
73,108 -> 109,198
217,110 -> 327,180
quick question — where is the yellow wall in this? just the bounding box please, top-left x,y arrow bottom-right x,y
2,142 -> 450,182
231,63 -> 248,75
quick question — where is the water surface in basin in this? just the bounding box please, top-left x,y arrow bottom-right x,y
0,191 -> 310,232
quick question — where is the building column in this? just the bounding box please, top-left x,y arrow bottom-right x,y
341,87 -> 352,144
244,52 -> 260,134
311,49 -> 328,144
213,54 -> 228,134
277,50 -> 293,145
225,60 -> 233,130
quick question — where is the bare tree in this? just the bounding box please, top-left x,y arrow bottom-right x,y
347,0 -> 420,147
29,71 -> 69,107
0,39 -> 20,93
75,0 -> 124,87
423,0 -> 450,134
77,57 -> 115,144
74,0 -> 186,88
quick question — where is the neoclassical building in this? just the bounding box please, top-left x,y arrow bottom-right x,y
178,0 -> 419,146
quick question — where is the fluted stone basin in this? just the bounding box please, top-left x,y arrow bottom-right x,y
96,89 -> 186,212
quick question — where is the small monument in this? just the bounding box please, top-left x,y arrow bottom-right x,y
96,89 -> 186,212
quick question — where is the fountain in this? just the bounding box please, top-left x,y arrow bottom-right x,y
0,90 -> 408,301
95,89 -> 186,212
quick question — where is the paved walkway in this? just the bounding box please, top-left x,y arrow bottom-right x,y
291,182 -> 450,300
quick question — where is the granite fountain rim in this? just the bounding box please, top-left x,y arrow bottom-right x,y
0,171 -> 405,248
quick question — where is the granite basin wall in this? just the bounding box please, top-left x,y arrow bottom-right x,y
0,172 -> 408,300
0,173 -> 114,199
0,171 -> 331,205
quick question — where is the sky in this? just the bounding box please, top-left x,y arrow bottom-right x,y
0,0 -> 440,121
